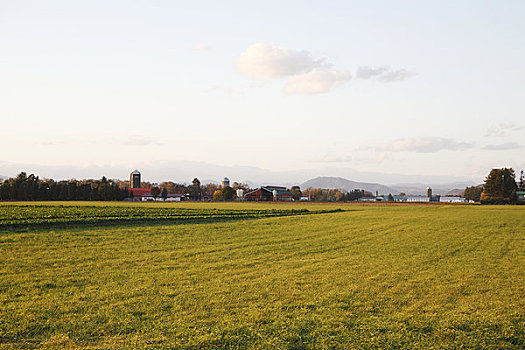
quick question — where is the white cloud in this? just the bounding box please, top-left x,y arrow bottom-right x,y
194,44 -> 211,53
236,44 -> 412,94
374,137 -> 471,153
284,69 -> 351,94
356,66 -> 416,82
236,43 -> 326,79
483,142 -> 523,150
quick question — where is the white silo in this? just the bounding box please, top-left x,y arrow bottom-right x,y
221,177 -> 230,188
236,189 -> 244,199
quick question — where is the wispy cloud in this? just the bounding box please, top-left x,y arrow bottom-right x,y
356,66 -> 416,82
194,44 -> 211,53
485,122 -> 524,137
372,137 -> 472,153
203,84 -> 247,96
39,140 -> 61,146
310,155 -> 355,163
483,142 -> 523,150
309,153 -> 388,164
118,136 -> 163,146
285,69 -> 351,94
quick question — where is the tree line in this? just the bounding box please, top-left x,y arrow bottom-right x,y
300,188 -> 375,201
0,172 -> 129,201
157,179 -> 251,201
0,173 -> 255,202
2,168 -> 522,203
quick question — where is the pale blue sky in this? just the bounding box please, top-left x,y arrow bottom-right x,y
1,1 -> 524,182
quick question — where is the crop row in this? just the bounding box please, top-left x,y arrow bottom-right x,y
0,205 -> 338,228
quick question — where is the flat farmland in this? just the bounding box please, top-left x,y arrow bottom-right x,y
0,202 -> 524,349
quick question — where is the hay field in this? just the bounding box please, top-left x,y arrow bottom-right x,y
1,202 -> 524,349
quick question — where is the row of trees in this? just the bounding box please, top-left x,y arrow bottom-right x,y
158,179 -> 251,200
301,188 -> 374,202
155,180 -> 375,202
0,172 -> 129,201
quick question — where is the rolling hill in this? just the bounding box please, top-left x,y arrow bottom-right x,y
300,177 -> 398,195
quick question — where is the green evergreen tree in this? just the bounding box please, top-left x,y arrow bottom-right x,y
150,187 -> 161,200
464,186 -> 483,202
481,168 -> 517,204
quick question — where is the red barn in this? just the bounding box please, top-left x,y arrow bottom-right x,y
244,186 -> 293,201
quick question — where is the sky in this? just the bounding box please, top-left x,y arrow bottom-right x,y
1,1 -> 524,183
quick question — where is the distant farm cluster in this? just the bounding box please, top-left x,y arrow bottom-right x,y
0,168 -> 523,204
126,170 -> 294,202
124,168 -> 525,204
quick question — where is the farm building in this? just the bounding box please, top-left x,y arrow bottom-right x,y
379,195 -> 407,202
358,197 -> 377,202
393,195 -> 407,202
440,196 -> 467,203
127,188 -> 187,201
140,193 -> 187,202
244,186 -> 293,201
406,187 -> 438,202
406,196 -> 434,202
128,188 -> 151,199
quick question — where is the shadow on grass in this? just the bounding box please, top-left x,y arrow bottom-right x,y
0,209 -> 348,233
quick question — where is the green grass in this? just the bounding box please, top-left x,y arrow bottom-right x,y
0,204 -> 335,228
0,202 -> 524,349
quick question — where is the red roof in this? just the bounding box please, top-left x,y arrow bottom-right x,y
129,188 -> 151,196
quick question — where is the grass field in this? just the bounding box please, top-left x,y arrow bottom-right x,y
0,204 -> 335,228
1,202 -> 524,349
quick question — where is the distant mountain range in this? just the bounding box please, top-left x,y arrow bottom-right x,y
301,177 -> 398,195
445,189 -> 465,196
300,177 -> 477,196
389,182 -> 476,196
0,160 -> 478,194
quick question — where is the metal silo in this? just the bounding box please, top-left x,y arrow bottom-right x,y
130,170 -> 141,188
